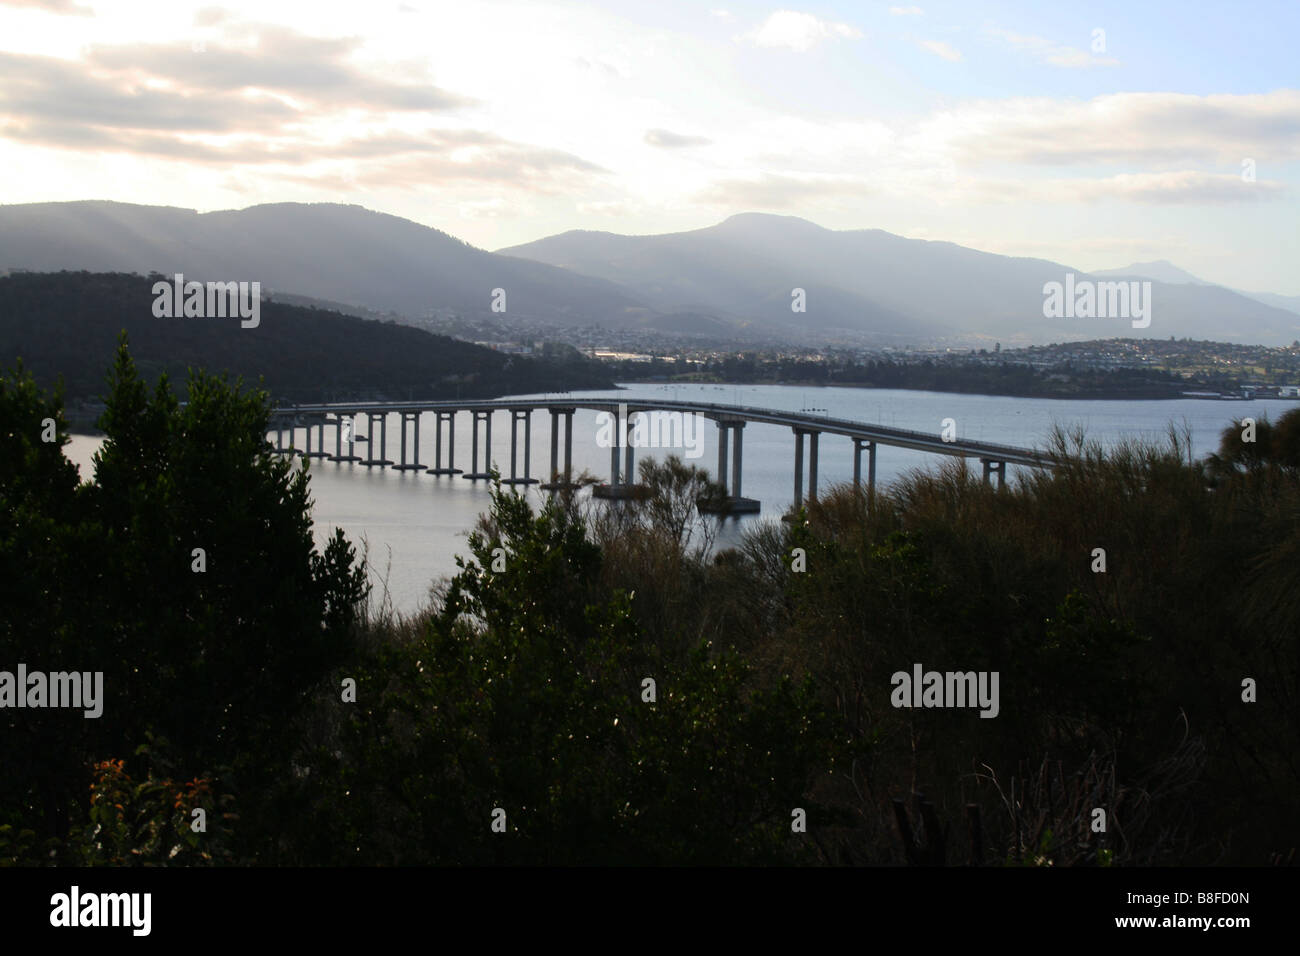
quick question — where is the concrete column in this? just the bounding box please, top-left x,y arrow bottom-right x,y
432,411 -> 459,474
305,420 -> 312,458
413,412 -> 420,467
731,422 -> 744,499
470,411 -> 479,473
853,439 -> 878,492
400,413 -> 408,466
447,413 -> 456,472
563,411 -> 573,484
809,431 -> 820,501
523,411 -> 532,481
609,406 -> 621,487
624,411 -> 635,486
510,410 -> 519,481
335,417 -> 342,459
317,421 -> 325,456
982,459 -> 992,485
549,410 -> 559,484
793,429 -> 804,507
276,423 -> 283,452
717,422 -> 730,495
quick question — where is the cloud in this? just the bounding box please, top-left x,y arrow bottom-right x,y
192,6 -> 230,27
84,26 -> 474,112
744,11 -> 862,52
644,128 -> 712,148
919,40 -> 962,62
889,6 -> 923,15
0,50 -> 299,134
0,26 -> 605,198
915,90 -> 1300,167
986,28 -> 1119,68
0,0 -> 92,14
967,171 -> 1285,204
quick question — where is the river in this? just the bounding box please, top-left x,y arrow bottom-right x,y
62,383 -> 1294,618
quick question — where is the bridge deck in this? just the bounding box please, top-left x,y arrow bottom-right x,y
271,396 -> 1054,468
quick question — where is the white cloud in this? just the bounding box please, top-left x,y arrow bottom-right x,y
745,10 -> 861,52
889,6 -> 923,15
986,28 -> 1119,68
919,39 -> 962,62
913,91 -> 1300,167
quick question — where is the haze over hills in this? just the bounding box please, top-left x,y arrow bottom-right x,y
501,213 -> 1300,346
1095,259 -> 1300,317
0,200 -> 647,328
2,200 -> 1298,347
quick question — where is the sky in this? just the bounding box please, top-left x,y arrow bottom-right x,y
1,0 -> 1297,293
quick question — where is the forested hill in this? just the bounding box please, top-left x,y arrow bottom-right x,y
0,271 -> 613,406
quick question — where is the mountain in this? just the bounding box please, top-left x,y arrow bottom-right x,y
0,200 -> 647,327
1092,260 -> 1211,285
0,271 -> 614,404
1244,291 -> 1300,316
4,201 -> 1297,346
1095,260 -> 1300,319
501,213 -> 1300,345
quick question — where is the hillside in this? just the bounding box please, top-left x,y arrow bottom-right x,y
500,213 -> 1300,346
0,200 -> 648,327
0,271 -> 614,405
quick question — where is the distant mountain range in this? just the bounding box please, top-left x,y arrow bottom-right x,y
2,200 -> 1297,347
1093,259 -> 1300,317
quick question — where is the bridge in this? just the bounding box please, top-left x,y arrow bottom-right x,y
268,397 -> 1056,514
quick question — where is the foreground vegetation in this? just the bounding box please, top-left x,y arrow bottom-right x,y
2,341 -> 1296,865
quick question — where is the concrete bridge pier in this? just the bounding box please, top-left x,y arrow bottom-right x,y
624,411 -> 636,488
853,439 -> 877,493
361,412 -> 393,467
541,408 -> 576,490
790,427 -> 821,510
700,419 -> 759,514
309,419 -> 328,458
717,421 -> 730,494
793,428 -> 804,507
392,411 -> 427,471
981,458 -> 1007,489
608,406 -> 621,488
463,410 -> 494,480
595,405 -> 642,500
502,408 -> 538,485
808,430 -> 820,501
428,411 -> 462,475
330,414 -> 362,462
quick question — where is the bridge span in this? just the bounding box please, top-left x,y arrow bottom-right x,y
268,397 -> 1055,513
